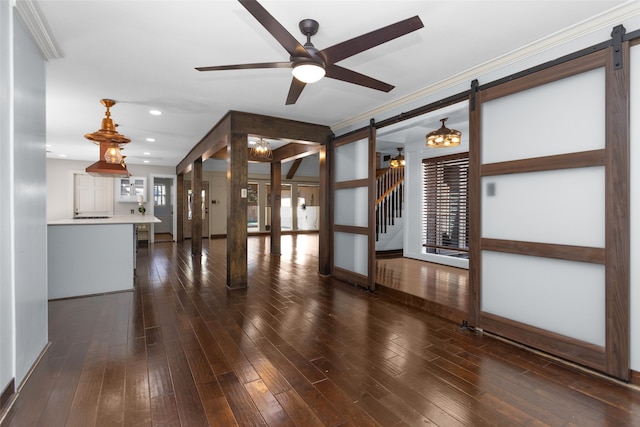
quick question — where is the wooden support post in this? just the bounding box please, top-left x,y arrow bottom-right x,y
227,132 -> 248,288
192,159 -> 203,255
318,144 -> 330,275
270,161 -> 282,255
176,173 -> 184,242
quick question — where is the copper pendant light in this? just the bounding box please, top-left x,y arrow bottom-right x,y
85,99 -> 131,176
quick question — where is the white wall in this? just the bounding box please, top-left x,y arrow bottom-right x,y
12,12 -> 48,386
46,158 -> 175,221
0,0 -> 15,395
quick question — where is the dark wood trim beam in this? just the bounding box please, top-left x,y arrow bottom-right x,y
332,266 -> 368,289
192,159 -> 203,255
285,158 -> 303,180
176,173 -> 184,242
231,110 -> 332,143
368,123 -> 376,291
481,50 -> 606,103
468,90 -> 481,327
334,224 -> 368,235
334,179 -> 368,190
227,131 -> 248,289
481,238 -> 605,264
270,162 -> 282,255
318,145 -> 330,275
273,143 -> 320,163
604,39 -> 630,380
481,149 -> 606,176
177,112 -> 231,174
480,312 -> 606,372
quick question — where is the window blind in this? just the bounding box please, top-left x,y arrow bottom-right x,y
422,152 -> 469,258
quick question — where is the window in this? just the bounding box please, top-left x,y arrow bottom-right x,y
422,152 -> 469,258
247,182 -> 258,231
154,183 -> 167,206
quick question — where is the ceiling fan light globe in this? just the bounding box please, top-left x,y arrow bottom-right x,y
292,63 -> 325,83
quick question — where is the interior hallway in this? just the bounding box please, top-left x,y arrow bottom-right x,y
3,235 -> 640,426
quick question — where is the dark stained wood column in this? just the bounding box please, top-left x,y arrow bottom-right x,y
227,132 -> 248,288
270,161 -> 281,255
318,144 -> 330,275
192,159 -> 203,255
176,173 -> 184,242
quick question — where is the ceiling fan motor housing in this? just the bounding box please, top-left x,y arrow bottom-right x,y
299,19 -> 319,37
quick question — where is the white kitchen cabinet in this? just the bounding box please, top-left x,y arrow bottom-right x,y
117,176 -> 146,202
74,173 -> 113,217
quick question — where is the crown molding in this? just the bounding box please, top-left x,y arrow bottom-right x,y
332,1 -> 640,134
14,0 -> 62,61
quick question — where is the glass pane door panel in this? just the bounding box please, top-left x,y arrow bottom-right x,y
482,251 -> 605,346
482,67 -> 605,164
335,138 -> 368,182
334,232 -> 368,275
481,166 -> 605,247
334,187 -> 368,227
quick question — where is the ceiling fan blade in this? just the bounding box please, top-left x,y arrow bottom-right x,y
325,64 -> 394,92
321,16 -> 424,64
285,78 -> 306,105
238,0 -> 309,58
196,61 -> 291,72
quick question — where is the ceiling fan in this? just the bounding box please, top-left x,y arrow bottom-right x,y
196,0 -> 424,105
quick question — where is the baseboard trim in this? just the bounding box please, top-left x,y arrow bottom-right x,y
375,249 -> 404,258
631,369 -> 640,387
0,378 -> 15,419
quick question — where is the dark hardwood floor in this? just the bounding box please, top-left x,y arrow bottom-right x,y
3,235 -> 640,426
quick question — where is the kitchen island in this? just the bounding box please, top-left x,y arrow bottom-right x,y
48,215 -> 160,299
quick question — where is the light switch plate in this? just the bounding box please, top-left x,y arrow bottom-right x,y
241,188 -> 247,198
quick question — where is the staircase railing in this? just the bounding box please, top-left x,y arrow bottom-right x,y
375,167 -> 404,241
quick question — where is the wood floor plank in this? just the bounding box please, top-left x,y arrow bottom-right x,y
217,372 -> 264,427
95,344 -> 127,427
4,236 -> 640,427
244,379 -> 295,427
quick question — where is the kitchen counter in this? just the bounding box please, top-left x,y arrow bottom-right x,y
48,215 -> 160,299
48,214 -> 161,225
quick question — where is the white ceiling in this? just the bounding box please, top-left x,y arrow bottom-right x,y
33,0 -> 631,168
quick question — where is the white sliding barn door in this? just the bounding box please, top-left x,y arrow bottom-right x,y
331,128 -> 376,290
470,45 -> 630,380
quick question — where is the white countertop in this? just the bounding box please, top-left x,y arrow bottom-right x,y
48,215 -> 161,225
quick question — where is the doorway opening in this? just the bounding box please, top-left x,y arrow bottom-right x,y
151,175 -> 176,243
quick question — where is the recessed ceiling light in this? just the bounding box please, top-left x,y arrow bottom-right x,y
149,109 -> 162,116
146,137 -> 155,142
143,152 -> 151,156
58,154 -> 67,158
143,160 -> 150,163
46,144 -> 52,148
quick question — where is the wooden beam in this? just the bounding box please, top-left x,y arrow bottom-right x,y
285,158 -> 303,180
318,145 -> 330,275
192,159 -> 202,255
176,173 -> 184,242
270,162 -> 282,255
227,132 -> 248,289
272,142 -> 320,163
177,112 -> 231,175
